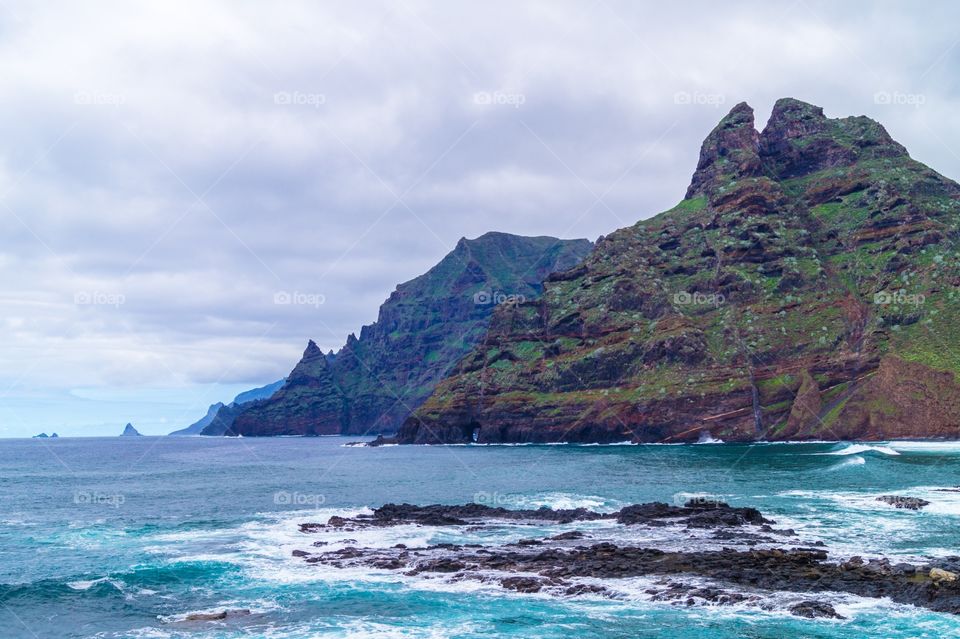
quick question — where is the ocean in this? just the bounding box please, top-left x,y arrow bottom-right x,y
2,436 -> 960,638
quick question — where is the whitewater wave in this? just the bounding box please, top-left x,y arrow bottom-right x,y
821,444 -> 900,456
157,598 -> 281,624
888,441 -> 960,453
695,433 -> 724,444
827,455 -> 867,470
66,577 -> 125,592
508,492 -> 620,512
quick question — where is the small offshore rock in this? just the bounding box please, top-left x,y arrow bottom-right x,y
876,495 -> 929,510
789,601 -> 845,619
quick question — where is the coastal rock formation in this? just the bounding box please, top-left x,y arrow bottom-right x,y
293,500 -> 960,618
877,495 -> 929,510
120,423 -> 141,436
400,99 -> 960,444
221,233 -> 592,436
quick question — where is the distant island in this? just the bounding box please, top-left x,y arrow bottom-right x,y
120,423 -> 142,437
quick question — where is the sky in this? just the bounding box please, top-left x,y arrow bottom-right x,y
1,0 -> 959,436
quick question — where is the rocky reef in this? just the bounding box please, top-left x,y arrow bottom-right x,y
292,500 -> 960,618
400,98 -> 960,444
218,233 -> 592,436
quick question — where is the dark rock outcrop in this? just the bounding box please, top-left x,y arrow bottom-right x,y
877,495 -> 930,510
293,500 -> 960,618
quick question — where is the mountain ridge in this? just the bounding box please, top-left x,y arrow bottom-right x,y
399,98 -> 960,444
215,232 -> 593,436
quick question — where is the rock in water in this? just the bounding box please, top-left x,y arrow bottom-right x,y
120,423 -> 142,437
788,601 -> 845,619
877,495 -> 930,510
399,98 -> 960,444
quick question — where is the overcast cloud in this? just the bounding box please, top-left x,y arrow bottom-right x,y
2,0 -> 959,435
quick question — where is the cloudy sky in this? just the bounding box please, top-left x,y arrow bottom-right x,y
1,0 -> 958,436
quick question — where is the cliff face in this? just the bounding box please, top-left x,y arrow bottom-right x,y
224,233 -> 593,436
400,98 -> 960,444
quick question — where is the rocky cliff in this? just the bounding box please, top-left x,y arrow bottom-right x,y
222,233 -> 593,436
400,98 -> 960,444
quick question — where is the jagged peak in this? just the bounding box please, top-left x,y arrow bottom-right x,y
767,97 -> 826,124
759,97 -> 907,179
301,339 -> 324,360
685,102 -> 762,199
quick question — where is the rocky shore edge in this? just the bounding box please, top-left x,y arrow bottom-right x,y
292,499 -> 960,619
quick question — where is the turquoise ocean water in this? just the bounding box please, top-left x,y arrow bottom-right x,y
2,436 -> 960,638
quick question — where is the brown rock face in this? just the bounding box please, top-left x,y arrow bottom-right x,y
781,371 -> 822,439
400,98 -> 960,444
825,357 -> 960,440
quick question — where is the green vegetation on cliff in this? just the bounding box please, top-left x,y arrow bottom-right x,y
401,98 -> 960,444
